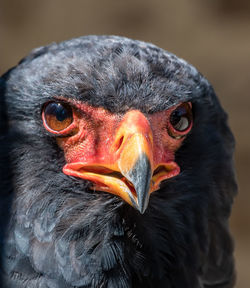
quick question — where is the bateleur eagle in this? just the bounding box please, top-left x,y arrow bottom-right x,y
0,36 -> 237,288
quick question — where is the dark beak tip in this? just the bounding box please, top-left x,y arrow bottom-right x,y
133,203 -> 147,214
126,152 -> 152,214
138,206 -> 147,214
134,195 -> 149,214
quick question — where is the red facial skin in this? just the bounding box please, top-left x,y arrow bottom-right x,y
42,98 -> 192,206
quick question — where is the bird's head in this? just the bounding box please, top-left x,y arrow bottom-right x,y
1,36 -> 237,286
3,37 -> 204,213
2,34 -> 237,227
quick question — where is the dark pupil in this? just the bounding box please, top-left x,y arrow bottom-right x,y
46,103 -> 70,121
170,107 -> 186,126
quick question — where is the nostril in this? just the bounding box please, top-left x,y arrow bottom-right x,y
115,136 -> 124,152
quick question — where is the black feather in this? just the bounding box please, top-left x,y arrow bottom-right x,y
0,35 -> 237,287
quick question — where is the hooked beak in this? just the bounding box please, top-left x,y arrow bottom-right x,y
63,110 -> 180,213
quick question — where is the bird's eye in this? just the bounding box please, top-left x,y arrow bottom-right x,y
169,103 -> 193,136
43,102 -> 73,132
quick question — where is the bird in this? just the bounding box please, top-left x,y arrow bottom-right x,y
0,35 -> 237,288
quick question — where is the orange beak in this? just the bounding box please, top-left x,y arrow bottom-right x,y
63,110 -> 180,213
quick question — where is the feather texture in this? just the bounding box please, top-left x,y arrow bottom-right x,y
0,36 -> 237,287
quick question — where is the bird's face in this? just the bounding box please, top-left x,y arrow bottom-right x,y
2,37 -> 223,221
3,36 -> 235,222
42,99 -> 192,213
1,36 -> 237,287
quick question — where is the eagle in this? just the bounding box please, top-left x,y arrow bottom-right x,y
0,36 -> 237,288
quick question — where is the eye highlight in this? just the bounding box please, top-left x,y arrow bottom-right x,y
169,102 -> 193,136
43,102 -> 73,132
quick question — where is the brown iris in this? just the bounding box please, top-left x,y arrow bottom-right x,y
43,102 -> 73,132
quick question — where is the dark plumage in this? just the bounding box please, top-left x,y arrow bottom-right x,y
0,36 -> 237,288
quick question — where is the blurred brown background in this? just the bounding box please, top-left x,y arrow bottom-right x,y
0,0 -> 249,286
